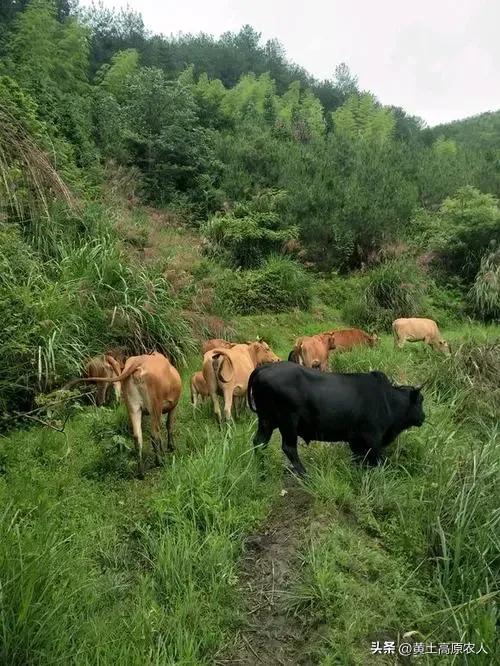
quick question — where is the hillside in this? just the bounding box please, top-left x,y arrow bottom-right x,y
1,205 -> 499,663
1,1 -> 499,663
431,109 -> 500,151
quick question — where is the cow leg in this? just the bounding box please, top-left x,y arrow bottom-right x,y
166,406 -> 176,452
222,386 -> 234,422
150,403 -> 164,466
350,436 -> 381,466
112,382 -> 121,404
210,392 -> 222,423
96,384 -> 106,406
129,407 -> 145,478
279,422 -> 306,477
253,419 -> 273,451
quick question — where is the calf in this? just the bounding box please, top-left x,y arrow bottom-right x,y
393,318 -> 450,354
248,362 -> 425,476
78,352 -> 181,477
291,333 -> 336,371
190,370 -> 209,408
326,328 -> 378,351
203,341 -> 280,422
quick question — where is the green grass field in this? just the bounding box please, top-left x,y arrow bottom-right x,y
1,316 -> 498,665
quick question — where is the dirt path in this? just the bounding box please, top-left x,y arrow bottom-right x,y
222,477 -> 329,666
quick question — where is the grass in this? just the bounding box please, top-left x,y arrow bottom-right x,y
0,318 -> 499,664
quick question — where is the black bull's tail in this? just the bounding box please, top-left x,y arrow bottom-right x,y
247,367 -> 259,413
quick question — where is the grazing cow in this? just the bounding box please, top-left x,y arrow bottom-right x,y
291,333 -> 336,371
248,362 -> 425,476
76,353 -> 181,477
393,318 -> 450,354
203,341 -> 280,422
83,355 -> 122,406
327,328 -> 378,351
202,339 -> 235,354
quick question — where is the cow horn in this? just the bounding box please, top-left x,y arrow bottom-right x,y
415,379 -> 429,391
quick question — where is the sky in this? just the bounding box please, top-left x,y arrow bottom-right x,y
81,0 -> 500,127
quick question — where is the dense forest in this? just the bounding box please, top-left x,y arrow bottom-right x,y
1,0 -> 499,415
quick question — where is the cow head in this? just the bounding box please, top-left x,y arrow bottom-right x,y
248,341 -> 281,366
369,333 -> 379,347
438,339 -> 451,355
327,333 -> 336,350
318,332 -> 336,351
403,385 -> 426,427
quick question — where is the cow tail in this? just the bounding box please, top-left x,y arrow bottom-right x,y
212,350 -> 234,384
189,376 -> 195,405
247,369 -> 257,413
63,360 -> 138,391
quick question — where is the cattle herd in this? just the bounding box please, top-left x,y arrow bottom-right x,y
77,317 -> 450,477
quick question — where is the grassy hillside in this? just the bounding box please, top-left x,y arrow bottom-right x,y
431,109 -> 500,151
1,3 -> 499,663
1,296 -> 498,663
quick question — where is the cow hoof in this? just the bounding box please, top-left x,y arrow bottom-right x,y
285,466 -> 307,480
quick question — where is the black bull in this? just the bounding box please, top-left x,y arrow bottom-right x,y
247,362 -> 425,476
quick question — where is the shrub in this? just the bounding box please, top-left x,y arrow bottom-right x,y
342,258 -> 428,331
217,256 -> 312,314
418,186 -> 500,285
469,249 -> 500,322
201,190 -> 297,268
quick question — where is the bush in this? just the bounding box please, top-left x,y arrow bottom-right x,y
341,258 -> 428,331
469,249 -> 500,322
418,186 -> 500,285
201,190 -> 297,268
217,256 -> 312,314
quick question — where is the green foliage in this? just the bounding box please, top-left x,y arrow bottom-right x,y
7,0 -> 95,169
97,47 -> 139,100
469,249 -> 500,321
121,67 -> 219,210
202,190 -> 296,268
342,258 -> 429,331
0,208 -> 195,416
332,92 -> 395,145
217,255 -> 312,315
421,186 -> 500,284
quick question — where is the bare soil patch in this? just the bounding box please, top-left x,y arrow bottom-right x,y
222,477 -> 330,665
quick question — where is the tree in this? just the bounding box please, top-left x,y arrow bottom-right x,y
433,186 -> 500,284
122,67 -> 218,208
333,62 -> 358,97
332,93 -> 395,145
98,48 -> 139,100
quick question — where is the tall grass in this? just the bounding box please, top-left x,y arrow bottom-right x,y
0,206 -> 196,417
0,398 -> 282,664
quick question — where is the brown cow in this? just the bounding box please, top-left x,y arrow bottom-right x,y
84,355 -> 123,406
202,339 -> 235,354
393,318 -> 450,354
326,328 -> 378,351
292,333 -> 336,371
203,342 -> 280,422
77,353 -> 182,477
